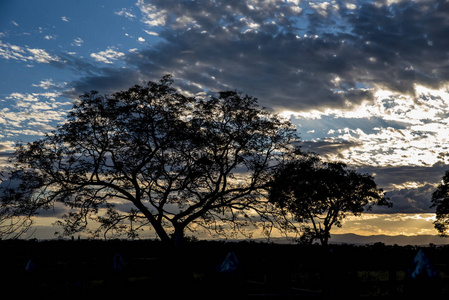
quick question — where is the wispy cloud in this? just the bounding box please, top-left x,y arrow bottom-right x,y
144,30 -> 158,36
1,92 -> 71,141
32,79 -> 58,90
71,37 -> 83,47
27,48 -> 60,64
90,47 -> 125,64
0,41 -> 59,64
115,8 -> 137,20
136,0 -> 168,27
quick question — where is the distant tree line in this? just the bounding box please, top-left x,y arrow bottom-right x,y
0,75 -> 391,246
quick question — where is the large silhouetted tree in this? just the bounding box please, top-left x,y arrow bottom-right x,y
2,75 -> 298,245
431,170 -> 449,236
269,152 -> 391,246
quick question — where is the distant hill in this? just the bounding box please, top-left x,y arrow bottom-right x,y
329,233 -> 449,246
253,234 -> 449,246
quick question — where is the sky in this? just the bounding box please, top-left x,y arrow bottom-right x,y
1,0 -> 449,239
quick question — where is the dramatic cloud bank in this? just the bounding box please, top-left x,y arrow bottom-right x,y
65,0 -> 449,112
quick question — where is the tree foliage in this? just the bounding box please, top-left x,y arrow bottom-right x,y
3,75 -> 298,244
431,170 -> 449,236
269,152 -> 391,246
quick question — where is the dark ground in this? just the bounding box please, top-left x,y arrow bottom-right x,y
1,239 -> 448,299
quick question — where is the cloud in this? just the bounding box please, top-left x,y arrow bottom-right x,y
55,0 -> 449,114
373,184 -> 436,214
356,162 -> 448,191
32,79 -> 67,90
309,1 -> 339,18
136,0 -> 168,27
27,48 -> 59,63
0,41 -> 60,64
0,141 -> 15,153
90,47 -> 126,64
61,16 -> 69,22
144,30 -> 159,36
71,37 -> 83,47
302,140 -> 362,158
0,92 -> 71,141
332,213 -> 437,236
61,67 -> 143,99
115,8 -> 137,20
288,84 -> 449,168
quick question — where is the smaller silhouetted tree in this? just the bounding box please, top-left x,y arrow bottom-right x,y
431,170 -> 449,235
269,152 -> 391,246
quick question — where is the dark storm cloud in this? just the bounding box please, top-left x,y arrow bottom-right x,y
302,140 -> 362,157
347,0 -> 449,94
357,162 -> 448,190
63,68 -> 143,99
355,163 -> 449,214
54,53 -> 144,99
61,0 -> 449,111
47,0 -> 449,112
127,17 -> 375,110
372,183 -> 435,214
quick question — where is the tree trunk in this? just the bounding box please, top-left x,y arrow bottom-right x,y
153,221 -> 171,244
172,226 -> 185,248
131,199 -> 171,244
322,235 -> 329,247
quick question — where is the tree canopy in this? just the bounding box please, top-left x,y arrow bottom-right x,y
269,152 -> 391,246
431,170 -> 449,236
2,75 -> 298,244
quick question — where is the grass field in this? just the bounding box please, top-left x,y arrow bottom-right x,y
1,239 -> 448,299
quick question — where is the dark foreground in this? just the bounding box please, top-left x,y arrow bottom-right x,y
1,239 -> 448,299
